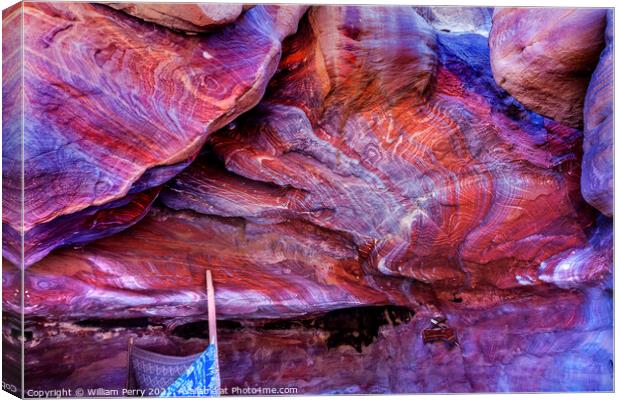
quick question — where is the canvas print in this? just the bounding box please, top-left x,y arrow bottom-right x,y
1,1 -> 614,397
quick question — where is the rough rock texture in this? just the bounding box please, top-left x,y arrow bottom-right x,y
415,7 -> 492,35
2,4 -> 613,396
582,10 -> 613,217
106,3 -> 245,32
489,8 -> 607,128
2,2 -> 306,267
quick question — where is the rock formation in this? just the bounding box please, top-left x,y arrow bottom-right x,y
164,8 -> 593,289
416,7 -> 492,35
15,206 -> 419,321
582,10 -> 614,217
2,3 -> 613,396
107,3 -> 246,32
3,2 -> 306,267
489,8 -> 607,128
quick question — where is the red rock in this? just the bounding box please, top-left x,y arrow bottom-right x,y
164,7 -> 592,290
489,8 -> 607,128
3,188 -> 160,267
15,207 -> 417,321
106,3 -> 245,32
4,2 -> 306,268
582,10 -> 613,216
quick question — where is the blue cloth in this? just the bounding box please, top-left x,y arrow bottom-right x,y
160,344 -> 220,397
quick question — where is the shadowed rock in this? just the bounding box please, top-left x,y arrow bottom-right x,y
582,10 -> 613,216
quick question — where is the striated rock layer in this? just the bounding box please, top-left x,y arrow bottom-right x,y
164,7 -> 593,290
14,274 -> 612,394
2,3 -> 24,397
1,4 -> 613,396
13,207 -> 420,321
2,2 -> 22,267
489,8 -> 607,128
3,2 -> 306,267
582,10 -> 614,217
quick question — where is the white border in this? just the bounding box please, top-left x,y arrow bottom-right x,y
0,1 -> 616,400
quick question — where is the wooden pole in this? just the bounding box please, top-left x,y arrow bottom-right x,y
126,336 -> 135,390
206,270 -> 218,348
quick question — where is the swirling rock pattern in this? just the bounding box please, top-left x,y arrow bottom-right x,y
107,3 -> 246,32
1,4 -> 614,395
489,8 -> 607,128
13,207 -> 419,321
4,188 -> 160,267
3,2 -> 306,268
164,7 -> 592,290
582,10 -> 613,217
2,3 -> 23,270
2,4 -> 23,395
415,7 -> 492,35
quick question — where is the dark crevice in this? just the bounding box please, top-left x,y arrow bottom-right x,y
10,328 -> 33,340
280,305 -> 415,352
450,293 -> 463,303
75,317 -> 152,329
171,305 -> 414,353
172,319 -> 243,339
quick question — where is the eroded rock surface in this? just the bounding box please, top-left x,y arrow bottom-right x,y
13,207 -> 423,321
3,2 -> 306,267
164,8 -> 593,290
489,8 -> 607,128
14,282 -> 612,394
582,10 -> 613,217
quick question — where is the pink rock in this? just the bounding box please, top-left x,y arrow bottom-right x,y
3,2 -> 306,268
107,3 -> 245,32
3,188 -> 160,267
15,207 -> 416,321
489,8 -> 607,127
1,4 -> 613,395
164,7 -> 592,289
